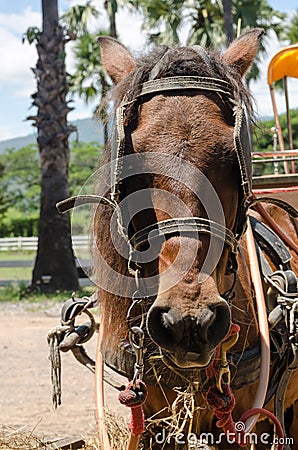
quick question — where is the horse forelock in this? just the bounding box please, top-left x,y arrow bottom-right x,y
109,45 -> 253,118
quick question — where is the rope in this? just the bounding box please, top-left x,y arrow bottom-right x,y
239,408 -> 284,450
205,323 -> 285,449
118,380 -> 148,436
205,323 -> 246,443
47,325 -> 71,408
48,332 -> 62,408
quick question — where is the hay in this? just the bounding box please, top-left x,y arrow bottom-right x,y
83,409 -> 132,450
0,409 -> 132,450
0,425 -> 55,449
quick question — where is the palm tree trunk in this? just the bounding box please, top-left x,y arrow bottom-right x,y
104,0 -> 118,38
29,0 -> 78,292
222,0 -> 234,45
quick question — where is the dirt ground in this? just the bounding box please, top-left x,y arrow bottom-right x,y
0,300 -> 128,443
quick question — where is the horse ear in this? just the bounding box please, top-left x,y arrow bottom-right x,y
221,28 -> 264,77
97,36 -> 136,84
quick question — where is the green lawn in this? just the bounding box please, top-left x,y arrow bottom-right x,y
0,283 -> 94,303
0,250 -> 34,281
0,266 -> 32,281
0,250 -> 35,260
0,250 -> 91,281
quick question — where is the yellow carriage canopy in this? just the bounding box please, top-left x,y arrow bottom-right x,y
267,43 -> 298,165
267,43 -> 298,84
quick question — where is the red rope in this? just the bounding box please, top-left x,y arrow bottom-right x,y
206,323 -> 285,449
118,380 -> 148,436
239,408 -> 284,450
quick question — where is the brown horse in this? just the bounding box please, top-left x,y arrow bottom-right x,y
93,29 -> 298,449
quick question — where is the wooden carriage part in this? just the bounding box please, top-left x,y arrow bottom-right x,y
252,44 -> 298,206
267,43 -> 298,172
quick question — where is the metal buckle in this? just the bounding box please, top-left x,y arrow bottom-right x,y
217,331 -> 239,393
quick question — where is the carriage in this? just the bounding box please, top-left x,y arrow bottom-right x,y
49,33 -> 298,450
252,43 -> 298,209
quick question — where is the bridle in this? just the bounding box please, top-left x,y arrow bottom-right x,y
58,75 -> 254,287
58,73 -> 298,290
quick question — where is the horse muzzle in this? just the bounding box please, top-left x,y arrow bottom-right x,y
146,299 -> 231,369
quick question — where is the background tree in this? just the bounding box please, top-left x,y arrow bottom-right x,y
127,0 -> 285,82
0,141 -> 102,238
104,0 -> 118,38
61,3 -> 113,144
284,10 -> 298,44
27,0 -> 79,292
222,0 -> 233,44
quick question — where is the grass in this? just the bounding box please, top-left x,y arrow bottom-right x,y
0,250 -> 36,260
0,283 -> 95,303
0,250 -> 34,282
0,251 -> 91,282
0,250 -> 34,281
0,266 -> 31,280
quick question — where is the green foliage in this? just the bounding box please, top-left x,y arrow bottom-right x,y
61,3 -> 110,107
68,32 -> 110,104
253,108 -> 298,175
253,108 -> 298,151
127,0 -> 285,81
22,26 -> 40,44
0,282 -> 94,302
0,142 -> 102,237
69,141 -> 103,194
285,10 -> 298,44
130,0 -> 185,45
0,144 -> 40,217
0,144 -> 40,237
60,1 -> 99,36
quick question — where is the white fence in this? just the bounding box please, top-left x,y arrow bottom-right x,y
0,235 -> 89,251
0,236 -> 92,285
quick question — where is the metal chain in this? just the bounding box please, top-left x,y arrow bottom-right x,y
126,269 -> 147,388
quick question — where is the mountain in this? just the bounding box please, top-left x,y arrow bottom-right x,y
0,118 -> 104,153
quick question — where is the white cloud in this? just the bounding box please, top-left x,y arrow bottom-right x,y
0,122 -> 36,141
0,29 -> 37,85
0,7 -> 40,35
117,7 -> 146,51
0,7 -> 40,92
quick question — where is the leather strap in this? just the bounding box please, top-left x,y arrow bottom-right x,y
138,76 -> 233,98
250,195 -> 298,218
130,216 -> 238,254
56,194 -> 117,213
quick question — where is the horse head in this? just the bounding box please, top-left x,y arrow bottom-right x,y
97,29 -> 263,371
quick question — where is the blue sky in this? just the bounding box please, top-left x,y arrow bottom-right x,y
0,0 -> 297,141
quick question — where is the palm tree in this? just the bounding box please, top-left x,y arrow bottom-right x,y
285,10 -> 298,43
104,0 -> 118,38
61,1 -> 117,145
128,0 -> 285,82
222,0 -> 233,44
27,0 -> 79,292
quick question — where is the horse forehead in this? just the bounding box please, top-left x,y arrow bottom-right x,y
132,93 -> 233,148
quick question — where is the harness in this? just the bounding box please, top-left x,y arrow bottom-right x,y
55,69 -> 298,448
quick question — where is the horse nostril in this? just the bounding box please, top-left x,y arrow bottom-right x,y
198,308 -> 216,342
203,301 -> 231,346
147,306 -> 183,349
